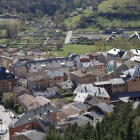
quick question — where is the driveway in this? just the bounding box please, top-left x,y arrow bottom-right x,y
0,105 -> 14,140
65,31 -> 72,44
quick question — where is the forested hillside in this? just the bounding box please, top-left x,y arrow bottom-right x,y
0,0 -> 101,16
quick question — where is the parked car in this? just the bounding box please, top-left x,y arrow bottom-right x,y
0,129 -> 7,135
0,119 -> 2,124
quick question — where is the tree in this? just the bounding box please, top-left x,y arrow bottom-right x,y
2,93 -> 9,107
12,8 -> 17,15
60,23 -> 67,31
56,41 -> 63,51
43,124 -> 62,140
58,88 -> 63,95
5,39 -> 11,47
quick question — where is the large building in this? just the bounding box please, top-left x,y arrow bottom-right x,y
70,69 -> 113,85
9,104 -> 58,140
105,60 -> 128,78
0,67 -> 17,97
9,59 -> 27,78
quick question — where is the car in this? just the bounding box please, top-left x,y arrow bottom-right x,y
0,119 -> 2,124
0,129 -> 7,135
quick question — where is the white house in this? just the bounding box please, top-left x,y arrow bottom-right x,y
33,87 -> 58,97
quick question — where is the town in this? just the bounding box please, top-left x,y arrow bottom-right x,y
1,0 -> 140,139
0,46 -> 140,139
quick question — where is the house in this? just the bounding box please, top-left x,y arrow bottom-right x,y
93,61 -> 105,72
106,34 -> 116,42
9,104 -> 58,140
130,49 -> 140,57
70,69 -> 113,85
0,67 -> 17,97
109,78 -> 126,94
74,93 -> 89,103
107,48 -> 125,62
94,81 -> 112,94
121,65 -> 140,92
6,48 -> 17,54
97,52 -> 107,64
13,86 -> 30,101
9,59 -> 27,78
11,129 -> 45,140
96,102 -> 113,115
46,71 -> 64,84
55,80 -> 74,92
18,94 -> 51,111
33,86 -> 58,97
26,71 -> 53,92
70,69 -> 97,85
73,84 -> 110,105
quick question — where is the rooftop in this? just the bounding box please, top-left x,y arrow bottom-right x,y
97,102 -> 113,113
47,70 -> 64,78
74,84 -> 109,98
9,104 -> 58,128
109,78 -> 125,84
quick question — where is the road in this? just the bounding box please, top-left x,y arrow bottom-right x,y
0,105 -> 14,140
65,31 -> 72,44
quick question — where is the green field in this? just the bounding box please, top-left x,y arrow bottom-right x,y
98,0 -> 128,11
0,18 -> 17,23
53,44 -> 95,57
62,9 -> 92,29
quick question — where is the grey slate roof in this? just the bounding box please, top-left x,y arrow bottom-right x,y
9,104 -> 58,128
84,111 -> 103,119
85,95 -> 103,105
72,102 -> 92,111
47,71 -> 64,78
12,129 -> 45,140
97,102 -> 113,113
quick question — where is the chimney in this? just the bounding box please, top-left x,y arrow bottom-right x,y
114,48 -> 116,51
85,86 -> 87,92
114,61 -> 117,78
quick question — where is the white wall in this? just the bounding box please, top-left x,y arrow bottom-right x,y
33,90 -> 56,97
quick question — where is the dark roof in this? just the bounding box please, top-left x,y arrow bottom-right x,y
0,67 -> 15,80
85,95 -> 103,105
118,51 -> 126,58
109,94 -> 120,102
72,102 -> 92,111
9,104 -> 58,128
97,102 -> 113,113
36,116 -> 58,131
84,111 -> 103,118
12,129 -> 45,140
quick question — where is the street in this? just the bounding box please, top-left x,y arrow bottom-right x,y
0,105 -> 14,140
65,31 -> 72,44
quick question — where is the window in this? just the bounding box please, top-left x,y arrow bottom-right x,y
123,84 -> 125,87
113,85 -> 115,88
119,85 -> 121,87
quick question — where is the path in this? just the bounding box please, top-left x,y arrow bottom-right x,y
65,31 -> 72,44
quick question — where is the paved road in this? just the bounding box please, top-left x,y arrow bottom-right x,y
65,31 -> 72,44
0,105 -> 14,140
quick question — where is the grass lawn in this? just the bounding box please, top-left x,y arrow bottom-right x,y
53,44 -> 95,57
98,0 -> 128,11
50,94 -> 73,102
62,9 -> 92,29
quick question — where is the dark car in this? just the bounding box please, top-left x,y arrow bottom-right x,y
0,119 -> 2,124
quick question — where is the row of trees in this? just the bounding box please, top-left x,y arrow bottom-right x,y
43,101 -> 140,140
